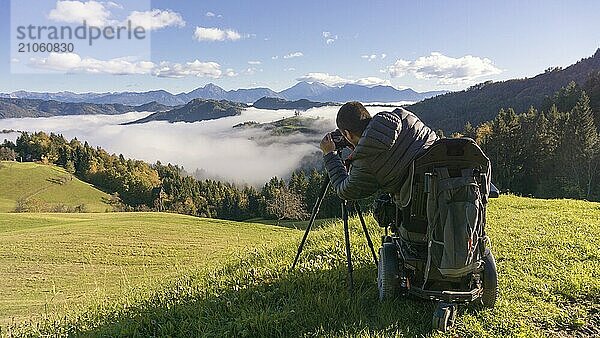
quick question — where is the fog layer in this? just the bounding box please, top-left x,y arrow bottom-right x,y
0,106 -> 396,184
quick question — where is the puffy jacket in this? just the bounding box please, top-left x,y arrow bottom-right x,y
323,107 -> 438,204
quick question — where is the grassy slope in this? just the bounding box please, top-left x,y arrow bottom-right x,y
0,212 -> 294,327
0,161 -> 110,212
2,195 -> 599,337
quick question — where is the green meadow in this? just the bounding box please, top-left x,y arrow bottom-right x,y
0,162 -> 111,212
1,195 -> 598,337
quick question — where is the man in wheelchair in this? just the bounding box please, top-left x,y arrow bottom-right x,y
320,101 -> 499,332
319,101 -> 438,204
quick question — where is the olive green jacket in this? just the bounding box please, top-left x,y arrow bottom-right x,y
323,108 -> 438,204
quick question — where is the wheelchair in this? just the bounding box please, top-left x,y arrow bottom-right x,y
374,138 -> 499,332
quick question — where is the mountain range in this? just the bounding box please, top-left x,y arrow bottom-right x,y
1,82 -> 448,106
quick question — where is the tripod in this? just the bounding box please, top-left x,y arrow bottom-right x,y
291,152 -> 379,292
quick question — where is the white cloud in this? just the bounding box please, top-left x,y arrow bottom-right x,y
271,56 -> 278,60
126,9 -> 185,30
297,72 -> 390,87
48,2 -> 185,31
30,53 -> 155,75
354,77 -> 391,86
248,60 -> 261,65
284,67 -> 295,72
205,11 -> 223,18
361,54 -> 388,61
225,68 -> 238,77
283,51 -> 303,59
154,60 -> 224,78
11,58 -> 20,63
322,31 -> 338,44
361,54 -> 377,62
386,52 -> 502,84
193,26 -> 242,41
48,0 -> 112,26
28,52 -> 229,79
297,72 -> 347,86
106,2 -> 123,9
243,67 -> 263,75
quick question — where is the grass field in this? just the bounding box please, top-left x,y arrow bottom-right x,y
0,161 -> 111,212
1,195 -> 599,337
0,212 -> 294,329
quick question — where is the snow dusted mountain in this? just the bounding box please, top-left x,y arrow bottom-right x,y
5,82 -> 447,106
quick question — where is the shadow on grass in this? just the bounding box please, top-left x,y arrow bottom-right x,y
71,265 -> 440,337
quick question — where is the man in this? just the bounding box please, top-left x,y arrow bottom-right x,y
320,101 -> 438,206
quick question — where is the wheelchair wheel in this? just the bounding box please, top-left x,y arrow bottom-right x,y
377,242 -> 399,301
481,250 -> 498,307
432,302 -> 457,332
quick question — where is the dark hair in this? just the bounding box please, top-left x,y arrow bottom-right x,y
336,101 -> 372,134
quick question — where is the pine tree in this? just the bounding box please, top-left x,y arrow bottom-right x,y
584,70 -> 600,131
485,108 -> 521,191
288,171 -> 308,196
515,107 -> 542,194
572,92 -> 599,198
543,81 -> 581,113
559,91 -> 599,198
65,160 -> 76,176
462,121 -> 477,140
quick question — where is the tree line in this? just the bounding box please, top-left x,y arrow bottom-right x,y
0,133 -> 348,220
460,79 -> 599,201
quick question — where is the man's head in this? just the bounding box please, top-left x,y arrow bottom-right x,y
336,101 -> 372,146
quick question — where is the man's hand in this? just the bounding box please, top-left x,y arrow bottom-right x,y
320,133 -> 336,155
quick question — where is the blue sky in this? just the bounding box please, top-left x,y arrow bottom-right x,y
1,0 -> 599,94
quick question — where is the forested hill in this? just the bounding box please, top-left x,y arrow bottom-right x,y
409,48 -> 600,132
0,98 -> 172,119
252,97 -> 337,110
125,99 -> 248,124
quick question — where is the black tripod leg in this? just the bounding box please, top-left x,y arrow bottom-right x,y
354,202 -> 378,266
291,177 -> 330,270
342,200 -> 354,292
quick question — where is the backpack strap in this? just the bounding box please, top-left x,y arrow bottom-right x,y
437,176 -> 478,193
422,167 -> 449,288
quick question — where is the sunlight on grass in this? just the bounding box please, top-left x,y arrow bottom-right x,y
1,195 -> 598,337
0,161 -> 111,212
0,212 -> 295,328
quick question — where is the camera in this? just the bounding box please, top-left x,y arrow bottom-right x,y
330,129 -> 352,150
